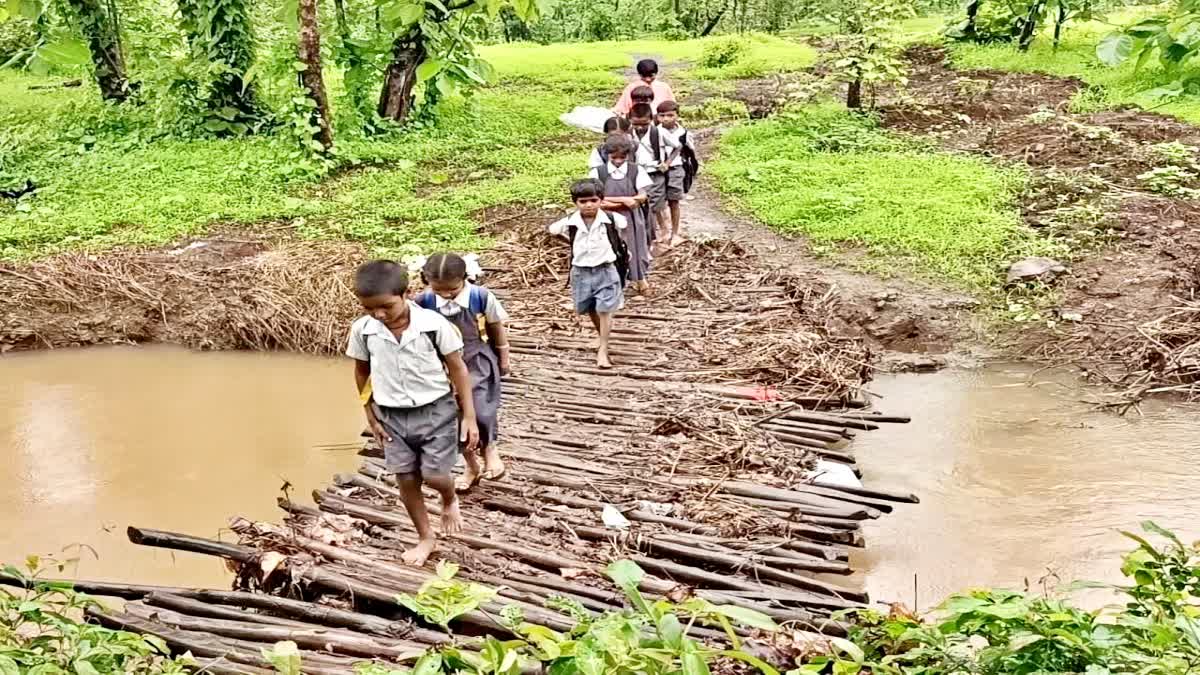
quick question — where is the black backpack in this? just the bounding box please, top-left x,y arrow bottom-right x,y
680,130 -> 700,193
568,218 -> 629,287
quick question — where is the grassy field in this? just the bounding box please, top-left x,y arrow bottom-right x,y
0,35 -> 813,260
709,105 -> 1041,289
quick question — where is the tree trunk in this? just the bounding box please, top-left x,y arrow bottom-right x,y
1017,0 -> 1046,51
698,1 -> 728,36
846,77 -> 862,109
296,0 -> 333,149
1052,2 -> 1067,51
376,29 -> 425,123
66,0 -> 129,101
963,0 -> 981,40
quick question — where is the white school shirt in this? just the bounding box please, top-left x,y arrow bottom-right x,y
589,162 -> 653,192
345,302 -> 464,408
659,124 -> 690,168
548,209 -> 628,268
431,282 -> 509,324
632,125 -> 681,173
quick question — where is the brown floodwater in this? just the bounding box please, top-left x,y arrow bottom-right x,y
0,346 -> 363,588
855,364 -> 1200,610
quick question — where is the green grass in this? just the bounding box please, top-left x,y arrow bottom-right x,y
710,105 -> 1042,289
944,7 -> 1200,124
0,34 -> 811,260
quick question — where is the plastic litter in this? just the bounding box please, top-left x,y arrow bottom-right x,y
560,105 -> 614,134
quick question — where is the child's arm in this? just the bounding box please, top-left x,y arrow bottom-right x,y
548,216 -> 571,238
444,351 -> 479,451
661,132 -> 682,170
353,359 -> 390,447
483,292 -> 512,375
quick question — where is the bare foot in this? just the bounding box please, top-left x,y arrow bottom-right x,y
597,349 -> 613,369
401,537 -> 436,566
441,497 -> 464,534
483,447 -> 507,480
455,464 -> 482,493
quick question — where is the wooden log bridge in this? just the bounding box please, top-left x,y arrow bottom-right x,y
7,236 -> 919,672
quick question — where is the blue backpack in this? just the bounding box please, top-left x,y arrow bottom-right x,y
417,286 -> 491,342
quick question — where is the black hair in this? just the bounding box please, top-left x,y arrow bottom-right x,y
602,116 -> 632,134
656,100 -> 679,114
355,260 -> 409,297
636,59 -> 659,78
423,252 -> 468,284
629,102 -> 654,120
631,85 -> 654,102
570,178 -> 604,202
603,133 -> 636,157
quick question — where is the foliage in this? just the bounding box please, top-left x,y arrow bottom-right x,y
422,559 -> 782,675
710,105 -> 1043,289
395,561 -> 500,631
700,35 -> 747,67
945,0 -> 1100,51
1097,0 -> 1200,103
0,16 -> 35,64
0,555 -> 190,673
798,521 -> 1200,675
814,0 -> 914,109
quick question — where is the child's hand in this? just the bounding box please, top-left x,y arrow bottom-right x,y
621,196 -> 639,208
658,162 -> 669,173
368,418 -> 392,449
461,418 -> 480,452
499,355 -> 512,377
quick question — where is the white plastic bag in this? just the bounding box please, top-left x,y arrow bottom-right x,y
560,105 -> 615,134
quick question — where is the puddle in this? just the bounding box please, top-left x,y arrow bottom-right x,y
855,364 -> 1200,610
0,346 -> 363,588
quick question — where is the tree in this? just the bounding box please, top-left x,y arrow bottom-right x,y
65,0 -> 129,100
0,0 -> 130,101
374,0 -> 542,125
297,0 -> 333,149
175,0 -> 259,130
819,0 -> 912,110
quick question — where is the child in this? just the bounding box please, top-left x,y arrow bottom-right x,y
614,59 -> 675,116
589,116 -> 632,170
656,100 -> 697,246
416,253 -> 511,491
549,179 -> 628,368
590,134 -> 652,294
347,260 -> 479,566
629,102 -> 680,250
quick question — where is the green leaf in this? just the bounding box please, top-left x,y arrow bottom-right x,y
718,649 -> 780,675
605,560 -> 643,589
380,0 -> 423,29
72,662 -> 100,675
38,38 -> 90,67
416,59 -> 444,83
657,613 -> 683,649
681,651 -> 711,675
412,652 -> 442,675
17,0 -> 40,20
452,63 -> 487,85
1097,32 -> 1133,66
828,637 -> 864,665
292,60 -> 309,72
435,559 -> 459,581
712,604 -> 779,632
1141,520 -> 1184,548
261,641 -> 302,675
0,656 -> 20,675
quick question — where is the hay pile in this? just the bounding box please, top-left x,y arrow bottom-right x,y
0,238 -> 364,354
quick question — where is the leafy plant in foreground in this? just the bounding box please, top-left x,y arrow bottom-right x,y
395,560 -> 500,631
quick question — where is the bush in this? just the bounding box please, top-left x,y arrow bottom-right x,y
0,17 -> 36,65
700,36 -> 749,68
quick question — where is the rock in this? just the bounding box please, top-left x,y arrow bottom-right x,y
1006,257 -> 1067,284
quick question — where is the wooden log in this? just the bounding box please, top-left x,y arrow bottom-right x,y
144,593 -> 320,631
0,573 -> 187,600
127,527 -> 257,563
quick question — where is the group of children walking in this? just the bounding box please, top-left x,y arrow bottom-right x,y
346,59 -> 694,566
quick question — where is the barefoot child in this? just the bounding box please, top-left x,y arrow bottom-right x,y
347,260 -> 479,565
656,100 -> 696,246
416,253 -> 511,491
589,116 -> 632,170
590,134 -> 653,294
613,58 -> 675,116
549,179 -> 629,368
629,102 -> 680,252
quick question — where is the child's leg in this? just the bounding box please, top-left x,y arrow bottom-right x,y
395,474 -> 438,565
421,395 -> 465,537
376,406 -> 439,565
669,200 -> 681,240
457,450 -> 482,492
594,310 -> 613,368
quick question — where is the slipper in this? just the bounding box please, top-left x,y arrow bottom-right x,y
455,473 -> 483,493
483,466 -> 508,482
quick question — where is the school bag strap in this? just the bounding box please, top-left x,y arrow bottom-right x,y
468,285 -> 489,317
596,163 -> 610,185
423,330 -> 447,366
650,125 -> 661,163
415,290 -> 437,311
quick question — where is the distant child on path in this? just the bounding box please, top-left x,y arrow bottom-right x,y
590,134 -> 652,294
656,100 -> 695,246
416,253 -> 511,491
347,260 -> 479,566
629,102 -> 680,250
613,59 -> 675,116
549,179 -> 628,368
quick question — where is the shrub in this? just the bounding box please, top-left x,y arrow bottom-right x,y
0,17 -> 36,65
701,37 -> 749,68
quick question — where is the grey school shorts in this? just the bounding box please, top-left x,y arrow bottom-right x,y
374,394 -> 459,477
647,171 -> 668,212
571,264 -> 623,314
666,166 -> 685,202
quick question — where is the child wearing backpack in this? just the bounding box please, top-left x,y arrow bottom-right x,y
590,133 -> 653,295
656,100 -> 699,247
416,253 -> 511,492
589,116 -> 632,170
629,102 -> 681,252
347,260 -> 478,566
549,178 -> 630,369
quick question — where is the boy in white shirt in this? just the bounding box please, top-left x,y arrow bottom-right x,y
549,179 -> 629,368
628,102 -> 681,251
656,100 -> 693,247
347,260 -> 479,566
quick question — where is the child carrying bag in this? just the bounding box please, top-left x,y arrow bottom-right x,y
680,130 -> 700,194
567,220 -> 630,288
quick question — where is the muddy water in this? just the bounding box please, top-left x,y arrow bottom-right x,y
856,364 -> 1200,610
0,346 -> 363,588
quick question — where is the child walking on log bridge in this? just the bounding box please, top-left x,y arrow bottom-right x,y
347,260 -> 479,566
550,178 -> 629,368
588,134 -> 652,294
416,253 -> 511,492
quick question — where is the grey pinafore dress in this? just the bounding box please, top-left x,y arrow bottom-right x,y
423,290 -> 502,448
598,165 -> 652,282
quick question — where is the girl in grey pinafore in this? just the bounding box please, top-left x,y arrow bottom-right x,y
597,163 -> 652,283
